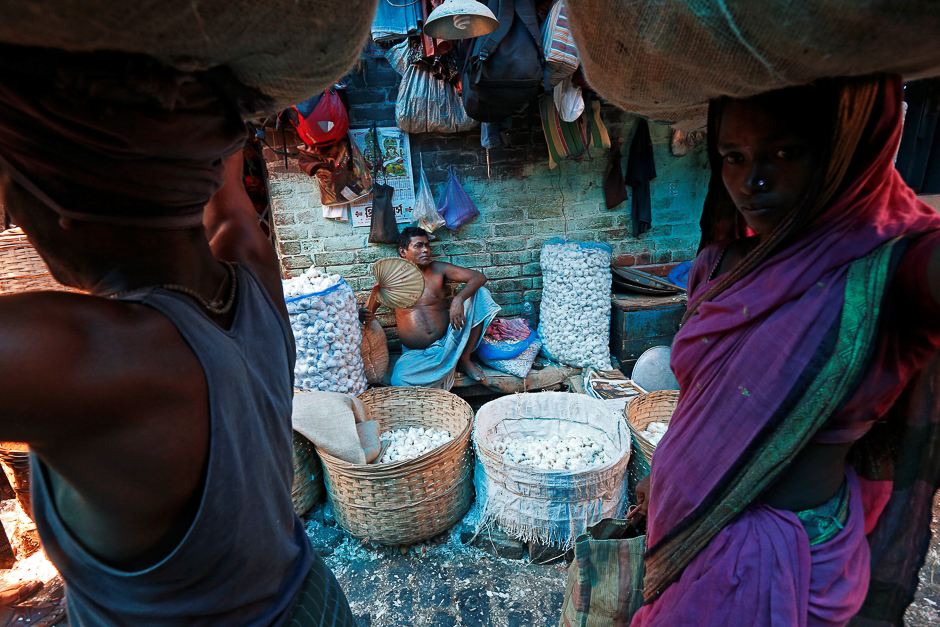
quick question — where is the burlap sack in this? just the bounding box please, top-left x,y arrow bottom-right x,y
0,0 -> 378,115
357,421 -> 382,464
565,0 -> 940,128
360,319 -> 389,385
292,391 -> 371,465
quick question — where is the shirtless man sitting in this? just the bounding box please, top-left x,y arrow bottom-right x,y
389,227 -> 500,390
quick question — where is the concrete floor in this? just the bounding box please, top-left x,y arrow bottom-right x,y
20,491 -> 940,626
314,494 -> 940,627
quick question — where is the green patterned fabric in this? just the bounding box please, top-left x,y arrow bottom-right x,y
559,519 -> 646,627
795,479 -> 850,547
643,237 -> 903,601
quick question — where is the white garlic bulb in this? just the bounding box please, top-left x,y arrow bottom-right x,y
643,421 -> 669,446
379,427 -> 453,463
496,434 -> 611,470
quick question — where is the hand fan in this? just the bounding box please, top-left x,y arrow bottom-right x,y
365,257 -> 425,313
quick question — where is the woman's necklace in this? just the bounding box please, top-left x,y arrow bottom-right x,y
108,262 -> 238,316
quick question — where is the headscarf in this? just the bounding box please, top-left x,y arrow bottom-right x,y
645,75 -> 940,597
0,44 -> 253,229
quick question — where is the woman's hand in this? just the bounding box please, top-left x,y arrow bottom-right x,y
450,298 -> 466,332
631,473 -> 651,519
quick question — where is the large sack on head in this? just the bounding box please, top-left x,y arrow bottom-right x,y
0,0 -> 378,115
565,0 -> 940,129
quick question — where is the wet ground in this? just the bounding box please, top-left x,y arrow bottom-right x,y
0,492 -> 937,626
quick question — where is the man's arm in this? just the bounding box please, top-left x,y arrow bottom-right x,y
203,151 -> 288,320
439,262 -> 486,332
0,293 -> 204,445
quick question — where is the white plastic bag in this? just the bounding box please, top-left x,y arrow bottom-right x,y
412,155 -> 446,233
553,75 -> 584,123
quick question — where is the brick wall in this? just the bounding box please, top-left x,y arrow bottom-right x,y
264,51 -> 710,350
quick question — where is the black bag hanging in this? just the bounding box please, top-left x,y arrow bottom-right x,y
368,123 -> 400,245
458,0 -> 549,124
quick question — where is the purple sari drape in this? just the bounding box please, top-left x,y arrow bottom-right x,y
632,77 -> 940,625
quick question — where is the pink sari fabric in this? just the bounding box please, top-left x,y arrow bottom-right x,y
633,76 -> 940,625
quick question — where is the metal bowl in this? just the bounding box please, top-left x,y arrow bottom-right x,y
631,346 -> 679,392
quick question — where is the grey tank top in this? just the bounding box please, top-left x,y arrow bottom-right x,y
30,263 -> 313,626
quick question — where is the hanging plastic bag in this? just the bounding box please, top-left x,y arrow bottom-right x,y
553,75 -> 584,123
366,123 -> 400,245
436,166 -> 479,230
412,155 -> 446,233
387,40 -> 479,134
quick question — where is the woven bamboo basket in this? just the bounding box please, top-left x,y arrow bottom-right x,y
292,431 -> 323,517
0,229 -> 77,294
626,390 -> 680,465
318,387 -> 474,545
0,443 -> 32,519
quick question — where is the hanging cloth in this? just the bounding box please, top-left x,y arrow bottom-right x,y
625,118 -> 656,237
604,138 -> 629,209
420,0 -> 453,58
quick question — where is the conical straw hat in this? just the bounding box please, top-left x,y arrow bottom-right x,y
371,257 -> 425,309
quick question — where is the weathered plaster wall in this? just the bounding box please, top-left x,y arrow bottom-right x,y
265,53 -> 709,349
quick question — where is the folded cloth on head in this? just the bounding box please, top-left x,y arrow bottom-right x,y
0,45 -> 249,229
391,287 -> 500,390
292,391 -> 373,465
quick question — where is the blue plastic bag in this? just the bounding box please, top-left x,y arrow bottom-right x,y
437,166 -> 479,230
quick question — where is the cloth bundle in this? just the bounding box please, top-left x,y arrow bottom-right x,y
478,340 -> 543,379
292,392 -> 382,465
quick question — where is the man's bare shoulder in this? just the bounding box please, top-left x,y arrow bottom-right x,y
0,291 -> 202,443
428,260 -> 453,274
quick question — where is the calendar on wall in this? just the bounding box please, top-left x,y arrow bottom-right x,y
347,128 -> 415,227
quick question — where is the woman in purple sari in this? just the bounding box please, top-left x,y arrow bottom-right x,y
632,76 -> 940,626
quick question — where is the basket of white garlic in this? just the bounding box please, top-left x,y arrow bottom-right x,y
473,392 -> 631,548
626,390 -> 680,465
537,239 -> 613,370
317,387 -> 474,546
284,267 -> 367,395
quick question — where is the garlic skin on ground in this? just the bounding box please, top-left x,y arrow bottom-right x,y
643,421 -> 668,446
379,427 -> 453,463
539,241 -> 613,370
284,267 -> 367,395
494,434 -> 612,471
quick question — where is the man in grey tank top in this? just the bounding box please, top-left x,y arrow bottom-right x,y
0,44 -> 356,626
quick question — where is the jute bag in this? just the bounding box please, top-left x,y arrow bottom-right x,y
360,318 -> 389,385
559,518 -> 646,627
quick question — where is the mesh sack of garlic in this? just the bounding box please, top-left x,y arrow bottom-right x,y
537,239 -> 613,369
643,421 -> 668,446
493,434 -> 611,470
284,267 -> 367,395
378,427 -> 453,463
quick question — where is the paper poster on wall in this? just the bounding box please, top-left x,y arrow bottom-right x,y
347,128 -> 415,227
